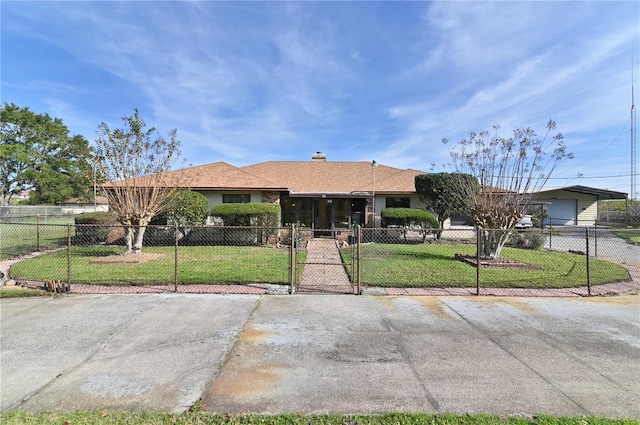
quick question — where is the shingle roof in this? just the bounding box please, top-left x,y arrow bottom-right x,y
103,160 -> 427,194
173,162 -> 286,190
241,161 -> 426,195
103,162 -> 287,191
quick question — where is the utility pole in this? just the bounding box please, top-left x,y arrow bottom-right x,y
632,60 -> 637,202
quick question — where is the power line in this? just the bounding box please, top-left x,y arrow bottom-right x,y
547,173 -> 640,180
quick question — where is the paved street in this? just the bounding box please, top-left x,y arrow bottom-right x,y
1,294 -> 639,418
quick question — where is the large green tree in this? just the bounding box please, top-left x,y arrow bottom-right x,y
415,173 -> 479,239
0,103 -> 92,205
95,109 -> 184,254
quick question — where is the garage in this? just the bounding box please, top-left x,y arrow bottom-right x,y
540,199 -> 577,225
533,186 -> 627,226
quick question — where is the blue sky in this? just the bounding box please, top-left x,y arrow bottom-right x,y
2,1 -> 639,196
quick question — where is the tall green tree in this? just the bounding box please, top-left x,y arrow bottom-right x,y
95,109 -> 184,254
415,173 -> 479,239
0,103 -> 92,205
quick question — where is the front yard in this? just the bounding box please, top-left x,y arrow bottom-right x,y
7,242 -> 631,289
341,243 -> 631,288
9,245 -> 301,285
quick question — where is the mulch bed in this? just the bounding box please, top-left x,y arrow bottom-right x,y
455,254 -> 536,269
90,253 -> 165,264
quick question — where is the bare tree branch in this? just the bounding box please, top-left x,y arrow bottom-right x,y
445,120 -> 572,259
95,109 -> 185,254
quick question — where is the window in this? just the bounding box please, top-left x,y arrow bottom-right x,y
223,194 -> 251,203
385,197 -> 410,208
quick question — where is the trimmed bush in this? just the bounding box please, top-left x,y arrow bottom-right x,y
74,211 -> 118,225
381,208 -> 439,228
380,208 -> 439,243
506,230 -> 545,250
211,203 -> 279,225
154,190 -> 210,227
210,203 -> 280,245
74,212 -> 120,244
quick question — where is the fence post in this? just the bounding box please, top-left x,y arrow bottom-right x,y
67,223 -> 72,287
174,223 -> 179,293
289,224 -> 296,294
475,228 -> 480,296
36,214 -> 41,252
356,225 -> 362,295
585,227 -> 591,296
593,223 -> 598,257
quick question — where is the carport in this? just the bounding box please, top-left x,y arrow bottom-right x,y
534,185 -> 627,226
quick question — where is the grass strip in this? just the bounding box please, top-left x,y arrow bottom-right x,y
611,229 -> 640,245
0,286 -> 48,298
1,411 -> 637,425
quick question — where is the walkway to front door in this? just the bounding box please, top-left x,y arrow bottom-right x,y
297,239 -> 353,294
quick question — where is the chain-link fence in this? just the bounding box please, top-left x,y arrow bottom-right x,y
353,226 -> 639,296
1,221 -> 638,296
0,206 -> 78,223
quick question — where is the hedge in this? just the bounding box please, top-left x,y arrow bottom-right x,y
211,203 -> 280,226
381,208 -> 439,228
210,203 -> 280,245
74,211 -> 118,225
74,212 -> 120,244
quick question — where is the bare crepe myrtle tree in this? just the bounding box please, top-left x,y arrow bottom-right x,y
444,120 -> 572,259
94,109 -> 184,254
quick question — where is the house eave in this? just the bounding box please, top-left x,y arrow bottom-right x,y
289,191 -> 371,198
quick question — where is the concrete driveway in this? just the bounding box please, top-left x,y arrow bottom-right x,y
1,294 -> 639,418
545,228 -> 640,266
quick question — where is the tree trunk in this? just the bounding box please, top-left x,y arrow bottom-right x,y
435,220 -> 445,240
122,219 -> 150,254
479,228 -> 512,259
131,219 -> 150,254
124,225 -> 134,254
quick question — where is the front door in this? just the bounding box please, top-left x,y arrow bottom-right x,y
313,199 -> 333,236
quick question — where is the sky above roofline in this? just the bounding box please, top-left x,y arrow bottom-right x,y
2,1 -> 639,197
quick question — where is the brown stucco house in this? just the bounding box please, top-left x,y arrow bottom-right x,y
167,152 -> 428,230
103,152 -> 627,229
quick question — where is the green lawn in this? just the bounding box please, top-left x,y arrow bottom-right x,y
612,229 -> 640,245
1,411 -> 637,425
0,221 -> 72,260
9,245 -> 303,285
341,243 -> 630,288
7,241 -> 631,289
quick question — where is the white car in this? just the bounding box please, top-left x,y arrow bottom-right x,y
515,215 -> 533,229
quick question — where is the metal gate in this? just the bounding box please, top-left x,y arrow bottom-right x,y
290,227 -> 358,295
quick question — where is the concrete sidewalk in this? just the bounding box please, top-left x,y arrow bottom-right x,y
2,294 -> 638,418
297,239 -> 353,294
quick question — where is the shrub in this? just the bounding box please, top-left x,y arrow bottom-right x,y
211,203 -> 279,225
381,208 -> 439,228
506,230 -> 545,250
155,190 -> 210,227
380,208 -> 439,243
180,226 -> 257,246
74,211 -> 118,225
74,212 -> 120,244
211,203 -> 280,244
